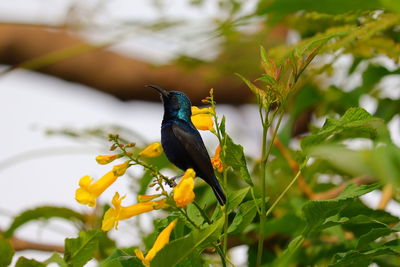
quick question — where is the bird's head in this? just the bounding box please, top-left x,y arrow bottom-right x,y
147,85 -> 192,121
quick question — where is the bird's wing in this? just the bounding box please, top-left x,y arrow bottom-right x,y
171,122 -> 214,176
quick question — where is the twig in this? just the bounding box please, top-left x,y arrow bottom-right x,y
377,183 -> 393,210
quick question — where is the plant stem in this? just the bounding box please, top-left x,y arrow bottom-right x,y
193,201 -> 212,224
223,169 -> 229,254
175,207 -> 199,230
256,116 -> 269,267
215,245 -> 227,267
265,169 -> 302,218
256,110 -> 284,267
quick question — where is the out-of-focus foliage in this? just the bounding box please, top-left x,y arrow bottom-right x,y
2,0 -> 400,266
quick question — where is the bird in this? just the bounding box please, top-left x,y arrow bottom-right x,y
148,85 -> 226,205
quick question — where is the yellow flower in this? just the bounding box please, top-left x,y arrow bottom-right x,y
101,192 -> 169,231
75,171 -> 117,207
95,154 -> 119,165
137,194 -> 162,203
173,169 -> 196,207
191,106 -> 214,131
139,142 -> 163,157
211,145 -> 223,173
112,161 -> 130,176
135,219 -> 178,266
75,161 -> 130,207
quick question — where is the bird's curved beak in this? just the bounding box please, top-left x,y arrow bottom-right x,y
146,85 -> 170,98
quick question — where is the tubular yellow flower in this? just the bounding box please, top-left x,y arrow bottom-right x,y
112,161 -> 130,176
211,145 -> 223,173
135,219 -> 178,266
173,169 -> 196,207
139,142 -> 163,157
95,154 -> 119,165
75,171 -> 118,207
191,106 -> 214,131
137,194 -> 162,203
75,161 -> 130,207
101,192 -> 169,231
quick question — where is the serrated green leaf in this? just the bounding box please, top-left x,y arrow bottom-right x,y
330,246 -> 400,267
4,206 -> 84,238
151,217 -> 224,267
228,198 -> 266,234
102,249 -> 143,267
15,257 -> 45,267
302,183 -> 380,235
43,253 -> 67,267
301,107 -> 386,150
0,236 -> 14,267
64,230 -> 101,267
223,135 -> 253,186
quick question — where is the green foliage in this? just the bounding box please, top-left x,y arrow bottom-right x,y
223,135 -> 253,186
302,183 -> 380,235
64,230 -> 102,267
228,198 -> 265,234
151,217 -> 224,267
0,236 -> 14,267
301,107 -> 386,150
102,249 -> 143,267
4,206 -> 84,238
15,257 -> 46,267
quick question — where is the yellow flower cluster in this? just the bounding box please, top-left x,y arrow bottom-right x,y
75,142 -> 197,265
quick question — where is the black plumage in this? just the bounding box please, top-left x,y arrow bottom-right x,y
148,85 -> 226,205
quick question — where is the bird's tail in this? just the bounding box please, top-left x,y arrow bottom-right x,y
209,176 -> 226,206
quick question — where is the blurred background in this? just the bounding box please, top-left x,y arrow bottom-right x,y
1,0 -> 400,266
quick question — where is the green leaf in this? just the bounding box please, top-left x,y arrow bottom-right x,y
0,236 -> 14,267
236,73 -> 269,109
64,230 -> 102,267
219,116 -> 226,137
264,213 -> 306,237
187,203 -> 204,226
151,217 -> 224,267
330,246 -> 400,267
228,198 -> 266,234
301,107 -> 386,151
43,253 -> 67,267
356,227 -> 398,250
273,236 -> 305,267
223,135 -> 253,186
15,257 -> 45,267
4,206 -> 84,238
302,183 -> 380,235
227,186 -> 250,214
102,249 -> 143,267
257,0 -> 383,20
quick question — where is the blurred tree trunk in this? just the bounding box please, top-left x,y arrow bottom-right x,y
0,24 -> 252,104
